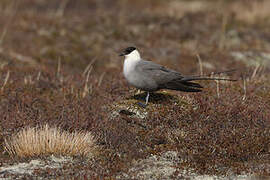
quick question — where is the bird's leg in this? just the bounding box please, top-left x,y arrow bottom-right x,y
145,92 -> 150,105
137,92 -> 150,108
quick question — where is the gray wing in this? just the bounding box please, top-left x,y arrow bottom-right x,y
134,60 -> 203,92
134,60 -> 183,86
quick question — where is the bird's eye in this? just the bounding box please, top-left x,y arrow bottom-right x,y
124,47 -> 136,54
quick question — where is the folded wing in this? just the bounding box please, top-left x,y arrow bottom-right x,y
135,60 -> 203,92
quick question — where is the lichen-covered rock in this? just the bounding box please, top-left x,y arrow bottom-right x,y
109,91 -> 198,120
0,155 -> 73,178
117,151 -> 253,180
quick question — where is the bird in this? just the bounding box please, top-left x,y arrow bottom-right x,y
119,46 -> 236,107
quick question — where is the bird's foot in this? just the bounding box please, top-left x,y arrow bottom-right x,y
137,102 -> 147,108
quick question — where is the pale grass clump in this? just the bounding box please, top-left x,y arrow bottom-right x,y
4,124 -> 97,158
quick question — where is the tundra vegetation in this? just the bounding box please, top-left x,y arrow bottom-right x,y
0,0 -> 270,179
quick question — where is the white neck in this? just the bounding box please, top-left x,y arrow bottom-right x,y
124,49 -> 141,61
123,49 -> 141,79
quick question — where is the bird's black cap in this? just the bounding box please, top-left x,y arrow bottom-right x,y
119,47 -> 136,56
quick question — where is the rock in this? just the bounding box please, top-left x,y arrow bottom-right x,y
0,155 -> 73,177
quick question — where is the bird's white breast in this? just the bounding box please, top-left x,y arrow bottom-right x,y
123,58 -> 138,81
122,49 -> 144,88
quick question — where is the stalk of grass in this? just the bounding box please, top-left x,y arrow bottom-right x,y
57,57 -> 61,77
55,0 -> 69,18
196,54 -> 203,76
251,63 -> 260,80
36,71 -> 41,81
98,72 -> 106,87
83,58 -> 96,77
82,68 -> 92,98
242,77 -> 246,101
216,80 -> 220,98
24,75 -> 33,85
4,124 -> 97,158
1,70 -> 10,91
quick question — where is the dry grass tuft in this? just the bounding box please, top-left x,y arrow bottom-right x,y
4,124 -> 97,158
